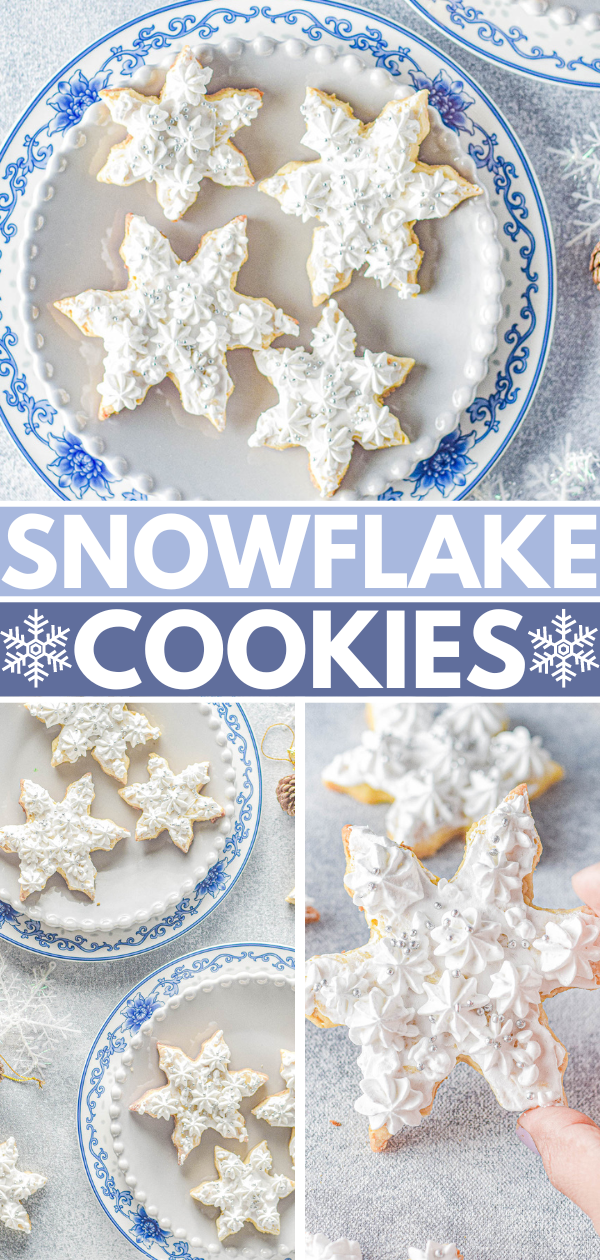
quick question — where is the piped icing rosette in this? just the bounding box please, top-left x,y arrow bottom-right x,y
260,88 -> 480,305
98,46 -> 262,221
306,785 -> 600,1150
323,701 -> 562,856
306,1233 -> 363,1259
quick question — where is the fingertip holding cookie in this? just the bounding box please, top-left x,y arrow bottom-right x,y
516,1121 -> 540,1156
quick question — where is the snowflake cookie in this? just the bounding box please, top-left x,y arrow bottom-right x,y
260,88 -> 480,305
0,1137 -> 46,1233
323,702 -> 562,857
26,701 -> 160,784
55,214 -> 297,426
0,774 -> 129,901
253,1048 -> 295,1164
119,754 -> 224,851
306,785 -> 600,1151
97,46 -> 262,221
306,1233 -> 362,1259
130,1029 -> 267,1162
287,887 -> 320,924
191,1140 -> 294,1239
249,299 -> 412,497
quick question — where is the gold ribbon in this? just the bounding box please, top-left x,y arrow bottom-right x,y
260,722 -> 295,767
0,1054 -> 43,1089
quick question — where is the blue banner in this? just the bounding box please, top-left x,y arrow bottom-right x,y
1,600 -> 599,697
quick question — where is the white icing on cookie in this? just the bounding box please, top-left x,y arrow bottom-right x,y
0,774 -> 128,900
55,214 -> 297,426
118,753 -> 224,852
191,1140 -> 294,1239
260,88 -> 480,304
306,786 -> 600,1140
323,702 -> 560,853
130,1029 -> 267,1163
306,1233 -> 363,1259
250,299 -> 412,497
26,701 -> 160,784
252,1048 -> 295,1164
0,1137 -> 46,1233
98,46 -> 262,221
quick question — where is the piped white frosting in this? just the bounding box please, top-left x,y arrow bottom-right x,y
250,298 -> 412,497
0,1137 -> 46,1234
119,753 -> 224,852
252,1047 -> 295,1164
261,88 -> 480,303
0,774 -> 129,900
191,1140 -> 294,1239
408,1246 -> 462,1260
306,1233 -> 363,1259
98,46 -> 262,221
55,214 -> 297,426
323,702 -> 559,851
26,700 -> 160,784
306,786 -> 600,1137
130,1029 -> 267,1162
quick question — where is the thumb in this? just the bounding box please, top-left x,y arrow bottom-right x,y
517,1107 -> 600,1232
572,859 -> 600,914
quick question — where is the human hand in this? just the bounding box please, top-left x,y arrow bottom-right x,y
516,860 -> 600,1234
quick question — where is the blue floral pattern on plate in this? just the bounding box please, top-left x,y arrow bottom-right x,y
0,702 -> 261,961
77,944 -> 295,1260
0,1 -> 554,501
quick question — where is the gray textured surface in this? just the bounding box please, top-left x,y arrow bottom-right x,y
0,0 -> 597,501
306,702 -> 600,1259
0,700 -> 295,1258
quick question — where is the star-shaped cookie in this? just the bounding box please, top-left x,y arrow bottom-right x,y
119,753 -> 224,852
55,214 -> 297,426
26,701 -> 160,784
250,299 -> 412,497
130,1029 -> 267,1162
191,1140 -> 294,1239
306,785 -> 600,1151
323,701 -> 562,856
0,1137 -> 46,1233
98,46 -> 262,220
261,88 -> 480,305
252,1048 -> 296,1164
0,774 -> 128,901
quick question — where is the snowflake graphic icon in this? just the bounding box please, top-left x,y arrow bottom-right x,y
1,610 -> 71,688
529,609 -> 599,688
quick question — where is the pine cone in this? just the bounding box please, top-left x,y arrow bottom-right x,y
276,772 -> 295,816
591,240 -> 600,290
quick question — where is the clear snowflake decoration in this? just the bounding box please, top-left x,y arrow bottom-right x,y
529,609 -> 598,688
523,433 -> 600,501
1,611 -> 70,688
0,955 -> 78,1078
551,124 -> 600,246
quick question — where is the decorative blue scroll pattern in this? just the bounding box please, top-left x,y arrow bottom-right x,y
78,945 -> 295,1260
0,703 -> 261,960
0,2 -> 553,501
415,0 -> 600,87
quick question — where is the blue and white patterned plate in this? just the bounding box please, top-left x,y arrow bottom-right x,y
77,943 -> 295,1260
0,702 -> 261,961
0,0 -> 554,500
401,0 -> 600,89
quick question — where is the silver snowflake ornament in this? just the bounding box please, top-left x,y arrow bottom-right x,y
55,214 -> 297,426
0,1137 -> 46,1233
1,611 -> 70,689
0,774 -> 129,901
306,785 -> 600,1151
261,88 -> 480,305
250,299 -> 412,496
98,46 -> 262,221
529,608 -> 598,688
